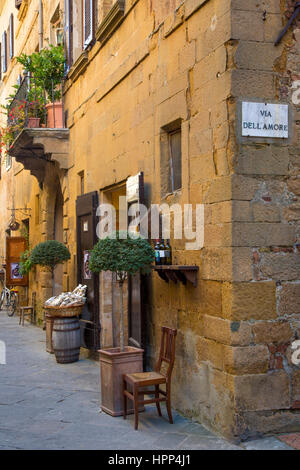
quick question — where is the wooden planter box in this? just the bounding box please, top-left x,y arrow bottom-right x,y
99,346 -> 144,417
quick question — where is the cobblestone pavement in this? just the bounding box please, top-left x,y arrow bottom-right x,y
0,313 -> 297,450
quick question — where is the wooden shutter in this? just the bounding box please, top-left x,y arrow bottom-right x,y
9,15 -> 14,59
2,32 -> 7,73
6,237 -> 28,287
76,191 -> 100,351
83,0 -> 94,49
64,0 -> 73,70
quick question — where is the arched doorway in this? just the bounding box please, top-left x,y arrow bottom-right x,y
53,187 -> 64,296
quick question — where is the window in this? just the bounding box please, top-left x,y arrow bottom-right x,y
160,120 -> 182,196
5,154 -> 12,171
9,15 -> 14,59
0,43 -> 2,81
64,0 -> 73,69
83,0 -> 95,49
2,31 -> 7,73
50,6 -> 63,46
15,0 -> 23,9
35,195 -> 40,225
78,171 -> 84,195
168,130 -> 182,193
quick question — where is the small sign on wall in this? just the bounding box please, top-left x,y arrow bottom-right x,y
242,102 -> 289,139
83,251 -> 92,280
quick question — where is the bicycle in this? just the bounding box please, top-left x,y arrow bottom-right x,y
0,267 -> 19,317
0,286 -> 18,316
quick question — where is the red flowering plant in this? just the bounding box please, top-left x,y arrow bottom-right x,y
1,99 -> 26,148
0,83 -> 45,149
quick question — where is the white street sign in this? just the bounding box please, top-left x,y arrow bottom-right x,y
242,102 -> 288,139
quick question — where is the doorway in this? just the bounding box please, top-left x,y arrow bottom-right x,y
76,191 -> 100,351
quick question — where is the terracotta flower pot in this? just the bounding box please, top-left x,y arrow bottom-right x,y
99,346 -> 144,416
45,102 -> 63,128
27,117 -> 40,128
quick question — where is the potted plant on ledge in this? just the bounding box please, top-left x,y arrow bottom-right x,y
17,45 -> 65,128
89,231 -> 154,416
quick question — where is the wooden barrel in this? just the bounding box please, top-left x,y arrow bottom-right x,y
52,317 -> 81,364
46,314 -> 60,354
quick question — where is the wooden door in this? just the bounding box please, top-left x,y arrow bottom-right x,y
76,191 -> 100,351
6,237 -> 28,286
126,172 -> 146,350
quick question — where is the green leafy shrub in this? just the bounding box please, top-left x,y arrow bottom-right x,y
19,250 -> 32,276
16,45 -> 65,101
90,231 -> 154,351
30,240 -> 70,274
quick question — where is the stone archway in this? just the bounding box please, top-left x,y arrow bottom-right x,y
39,163 -> 65,303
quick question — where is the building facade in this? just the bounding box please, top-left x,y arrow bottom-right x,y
0,0 -> 300,441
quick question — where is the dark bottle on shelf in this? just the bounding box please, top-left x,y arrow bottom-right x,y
165,239 -> 172,265
159,239 -> 166,265
154,240 -> 161,265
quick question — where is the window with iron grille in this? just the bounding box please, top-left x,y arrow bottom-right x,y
83,0 -> 95,49
2,32 -> 7,73
9,15 -> 14,59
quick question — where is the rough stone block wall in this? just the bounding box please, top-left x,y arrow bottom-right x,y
227,0 -> 300,439
62,0 -> 300,441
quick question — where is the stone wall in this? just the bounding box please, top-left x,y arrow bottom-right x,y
0,0 -> 299,441
228,0 -> 300,439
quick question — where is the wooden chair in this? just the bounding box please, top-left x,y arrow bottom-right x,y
19,292 -> 36,326
123,326 -> 177,430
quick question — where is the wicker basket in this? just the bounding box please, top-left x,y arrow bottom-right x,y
44,303 -> 84,318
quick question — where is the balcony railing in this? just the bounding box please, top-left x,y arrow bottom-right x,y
7,72 -> 65,141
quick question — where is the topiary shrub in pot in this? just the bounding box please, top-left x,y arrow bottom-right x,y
30,240 -> 70,275
30,240 -> 70,299
89,231 -> 154,416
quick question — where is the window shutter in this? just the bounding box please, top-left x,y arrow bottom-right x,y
83,0 -> 94,49
64,0 -> 73,69
9,15 -> 14,59
2,32 -> 7,73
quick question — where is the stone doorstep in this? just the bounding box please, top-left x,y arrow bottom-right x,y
278,433 -> 300,450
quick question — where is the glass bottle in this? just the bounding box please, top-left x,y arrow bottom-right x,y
159,239 -> 166,265
154,240 -> 161,265
165,239 -> 172,265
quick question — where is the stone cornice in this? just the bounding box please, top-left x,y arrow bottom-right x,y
67,51 -> 89,83
96,0 -> 125,44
